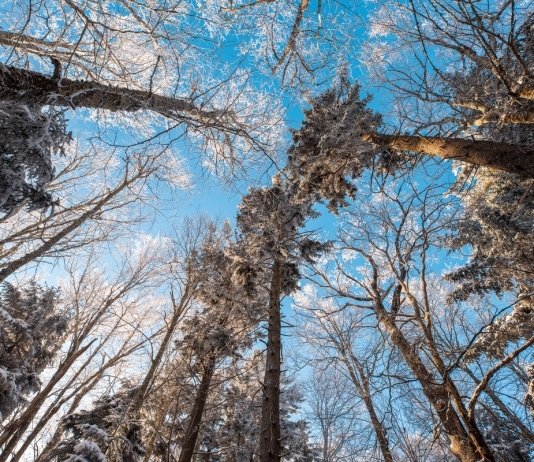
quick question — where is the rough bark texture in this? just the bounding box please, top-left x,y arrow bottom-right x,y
178,355 -> 217,462
362,133 -> 534,178
374,306 -> 479,462
260,260 -> 282,462
0,64 -> 222,120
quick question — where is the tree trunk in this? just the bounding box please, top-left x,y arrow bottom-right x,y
463,367 -> 534,444
178,355 -> 217,462
260,260 -> 282,462
335,342 -> 394,462
128,303 -> 185,417
0,172 -> 139,283
353,361 -> 394,462
374,307 -> 479,462
35,374 -> 104,462
362,133 -> 534,178
0,64 -> 223,120
105,295 -> 188,462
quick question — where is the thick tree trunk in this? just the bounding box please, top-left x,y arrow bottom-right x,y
178,355 -> 217,462
374,308 -> 479,462
362,133 -> 534,178
0,64 -> 222,120
260,260 -> 282,462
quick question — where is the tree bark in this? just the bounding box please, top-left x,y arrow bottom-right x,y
0,64 -> 223,121
362,133 -> 534,178
260,260 -> 282,462
374,306 -> 479,462
178,355 -> 217,462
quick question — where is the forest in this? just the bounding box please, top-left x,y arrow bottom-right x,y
1,0 -> 534,461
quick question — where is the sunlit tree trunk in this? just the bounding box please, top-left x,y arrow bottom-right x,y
363,133 -> 534,178
375,305 -> 480,462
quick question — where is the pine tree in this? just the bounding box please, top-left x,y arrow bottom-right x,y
0,281 -> 67,422
196,354 -> 319,462
48,383 -> 145,462
177,227 -> 264,462
0,104 -> 71,215
234,175 -> 327,462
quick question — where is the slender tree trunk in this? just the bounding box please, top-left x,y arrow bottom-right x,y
178,355 -> 217,462
362,133 -> 534,178
35,374 -> 104,462
141,391 -> 174,462
374,307 -> 478,462
128,303 -> 185,417
0,172 -> 138,283
462,367 -> 534,444
352,360 -> 394,462
260,260 -> 282,462
334,341 -> 394,462
104,297 -> 188,462
0,340 -> 95,456
11,376 -> 101,462
0,64 -> 222,120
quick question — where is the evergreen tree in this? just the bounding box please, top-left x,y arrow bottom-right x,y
0,104 -> 71,215
476,408 -> 533,462
234,175 -> 327,462
197,354 -> 319,462
0,281 -> 67,421
48,383 -> 145,462
177,226 -> 264,462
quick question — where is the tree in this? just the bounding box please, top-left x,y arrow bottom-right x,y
0,144 -> 177,283
294,297 -> 395,462
0,0 -> 358,194
301,368 -> 363,462
0,282 -> 67,422
0,233 -> 169,458
303,171 -> 514,461
195,352 -> 319,462
0,103 -> 71,215
362,1 -> 534,129
234,175 -> 327,462
288,75 -> 534,214
177,226 -> 264,462
48,383 -> 145,462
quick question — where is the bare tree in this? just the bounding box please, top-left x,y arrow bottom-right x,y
302,169 -> 534,461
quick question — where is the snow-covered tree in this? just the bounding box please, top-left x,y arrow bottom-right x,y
196,353 -> 319,462
176,224 -> 264,462
234,175 -> 327,462
477,408 -> 533,462
0,281 -> 68,422
0,104 -> 70,215
48,383 -> 145,462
